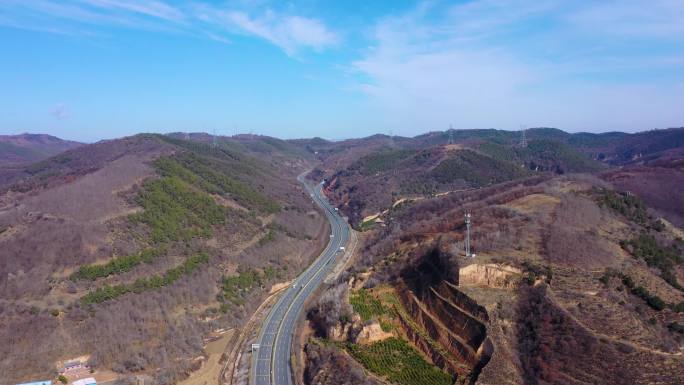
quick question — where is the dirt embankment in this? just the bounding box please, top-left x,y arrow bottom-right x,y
396,250 -> 493,381
459,264 -> 521,289
179,331 -> 235,385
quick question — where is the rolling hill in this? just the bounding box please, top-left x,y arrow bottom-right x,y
0,133 -> 82,165
0,133 -> 328,385
299,127 -> 684,228
3,126 -> 683,385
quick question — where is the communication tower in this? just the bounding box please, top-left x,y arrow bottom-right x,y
465,212 -> 473,258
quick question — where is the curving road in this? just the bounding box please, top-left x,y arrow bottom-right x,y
252,173 -> 350,385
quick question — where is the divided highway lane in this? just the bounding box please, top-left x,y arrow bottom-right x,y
252,174 -> 350,385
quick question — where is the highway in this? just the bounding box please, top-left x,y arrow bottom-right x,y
251,173 -> 350,385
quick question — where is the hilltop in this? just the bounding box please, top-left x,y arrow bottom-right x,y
0,133 -> 82,165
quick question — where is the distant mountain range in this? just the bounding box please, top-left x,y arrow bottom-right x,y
301,127 -> 684,226
0,133 -> 82,165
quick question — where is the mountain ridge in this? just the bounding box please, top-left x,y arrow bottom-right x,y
0,133 -> 83,165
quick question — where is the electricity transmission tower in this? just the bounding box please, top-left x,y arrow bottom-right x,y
464,212 -> 473,258
520,125 -> 527,148
212,129 -> 218,148
448,124 -> 454,144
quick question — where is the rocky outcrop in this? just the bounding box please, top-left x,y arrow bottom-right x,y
458,264 -> 521,289
355,321 -> 393,344
304,342 -> 381,385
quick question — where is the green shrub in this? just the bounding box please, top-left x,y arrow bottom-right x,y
71,247 -> 165,281
359,219 -> 376,232
598,189 -> 648,224
622,233 -> 683,290
131,176 -> 229,243
153,154 -> 279,213
479,139 -> 601,173
58,375 -> 68,384
219,268 -> 279,308
350,289 -> 387,321
429,150 -> 528,186
601,269 -> 675,312
380,319 -> 393,332
632,286 -> 666,311
81,253 -> 210,304
351,149 -> 415,175
258,228 -> 277,245
521,261 -> 553,284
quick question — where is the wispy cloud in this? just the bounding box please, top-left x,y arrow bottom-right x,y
219,10 -> 339,55
50,103 -> 70,120
0,0 -> 338,55
351,0 -> 684,133
81,0 -> 184,22
566,0 -> 684,38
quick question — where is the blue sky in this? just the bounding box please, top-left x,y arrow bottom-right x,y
1,0 -> 684,142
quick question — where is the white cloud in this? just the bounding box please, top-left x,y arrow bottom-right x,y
350,0 -> 684,133
1,1 -> 338,55
566,0 -> 684,38
213,10 -> 339,55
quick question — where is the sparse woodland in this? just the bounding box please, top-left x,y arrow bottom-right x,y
0,135 -> 325,385
2,128 -> 684,385
301,128 -> 684,385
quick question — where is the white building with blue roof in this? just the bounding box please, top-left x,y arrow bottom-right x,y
16,381 -> 52,385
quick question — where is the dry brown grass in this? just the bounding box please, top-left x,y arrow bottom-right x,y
505,193 -> 560,216
178,330 -> 234,385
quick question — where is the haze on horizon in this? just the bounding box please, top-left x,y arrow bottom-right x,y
2,0 -> 684,143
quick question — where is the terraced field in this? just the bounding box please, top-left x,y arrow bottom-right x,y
344,287 -> 459,384
345,338 -> 453,385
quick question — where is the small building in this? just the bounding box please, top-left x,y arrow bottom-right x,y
17,381 -> 52,385
73,378 -> 96,385
59,360 -> 89,374
63,361 -> 85,372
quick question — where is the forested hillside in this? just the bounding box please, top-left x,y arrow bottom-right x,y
0,134 -> 327,385
302,127 -> 683,228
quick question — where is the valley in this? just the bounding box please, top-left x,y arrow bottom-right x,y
1,127 -> 683,385
4,3 -> 684,384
